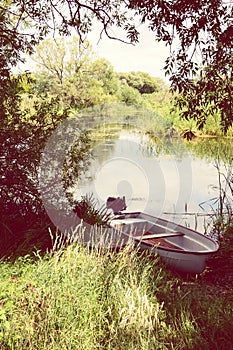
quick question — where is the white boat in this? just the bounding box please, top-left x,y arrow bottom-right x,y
109,210 -> 219,274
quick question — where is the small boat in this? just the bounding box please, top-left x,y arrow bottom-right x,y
107,197 -> 219,274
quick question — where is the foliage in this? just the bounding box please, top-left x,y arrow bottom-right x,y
27,37 -> 172,111
32,36 -> 93,85
67,58 -> 120,108
175,73 -> 233,132
203,225 -> 233,288
118,71 -> 165,94
31,38 -> 121,109
211,160 -> 233,234
185,138 -> 233,165
89,58 -> 120,95
226,125 -> 233,138
0,0 -> 138,80
118,84 -> 145,105
0,2 -> 38,80
202,113 -> 223,136
177,118 -> 200,140
0,72 -> 92,258
130,1 -> 233,131
0,239 -> 232,350
1,94 -> 66,213
1,1 -> 232,130
73,194 -> 113,226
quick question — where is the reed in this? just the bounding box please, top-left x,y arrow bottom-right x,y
203,159 -> 233,238
0,226 -> 232,350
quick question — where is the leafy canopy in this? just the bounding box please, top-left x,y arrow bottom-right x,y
1,0 -> 233,129
128,0 -> 233,130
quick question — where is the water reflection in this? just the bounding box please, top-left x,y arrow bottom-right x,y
72,125 -> 233,233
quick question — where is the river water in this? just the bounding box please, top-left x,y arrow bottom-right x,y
74,128 -> 232,233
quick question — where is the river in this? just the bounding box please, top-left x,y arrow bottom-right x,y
74,127 -> 232,234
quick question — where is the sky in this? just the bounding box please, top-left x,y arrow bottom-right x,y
19,21 -> 171,82
87,22 -> 170,81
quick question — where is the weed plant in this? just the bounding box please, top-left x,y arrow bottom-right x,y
0,230 -> 232,350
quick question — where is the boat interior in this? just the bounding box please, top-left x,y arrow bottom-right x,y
111,217 -> 211,252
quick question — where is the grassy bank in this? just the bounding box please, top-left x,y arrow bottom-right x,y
1,233 -> 233,350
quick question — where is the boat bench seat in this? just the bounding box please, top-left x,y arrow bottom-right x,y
112,218 -> 147,226
134,232 -> 184,240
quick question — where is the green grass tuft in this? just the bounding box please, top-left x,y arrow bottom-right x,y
0,235 -> 232,350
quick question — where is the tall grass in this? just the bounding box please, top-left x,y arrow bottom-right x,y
199,158 -> 233,238
0,231 -> 232,350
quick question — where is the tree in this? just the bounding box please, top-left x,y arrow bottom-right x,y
119,84 -> 144,105
60,57 -> 118,108
88,58 -> 119,96
0,75 -> 92,256
32,36 -> 93,85
0,0 -> 48,82
174,58 -> 233,131
118,72 -> 165,94
0,0 -> 138,80
0,73 -> 65,254
1,0 -> 232,130
31,36 -> 97,108
32,40 -> 120,108
128,0 -> 233,130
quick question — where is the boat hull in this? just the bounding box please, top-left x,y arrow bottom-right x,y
140,241 -> 207,274
110,212 -> 219,274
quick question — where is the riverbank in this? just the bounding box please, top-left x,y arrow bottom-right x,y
0,228 -> 232,350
